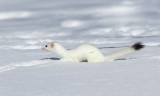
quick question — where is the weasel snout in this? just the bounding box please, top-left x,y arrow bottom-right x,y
42,47 -> 46,50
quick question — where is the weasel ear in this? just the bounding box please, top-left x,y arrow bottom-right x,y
50,42 -> 54,48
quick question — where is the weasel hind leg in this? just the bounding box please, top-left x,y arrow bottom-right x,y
87,53 -> 105,63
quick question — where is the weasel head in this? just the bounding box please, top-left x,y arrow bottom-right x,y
42,42 -> 56,52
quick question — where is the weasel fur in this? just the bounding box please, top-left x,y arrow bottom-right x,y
42,42 -> 145,62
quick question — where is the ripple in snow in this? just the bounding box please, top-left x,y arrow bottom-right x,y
0,11 -> 32,20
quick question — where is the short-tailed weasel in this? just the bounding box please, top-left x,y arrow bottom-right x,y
42,42 -> 145,62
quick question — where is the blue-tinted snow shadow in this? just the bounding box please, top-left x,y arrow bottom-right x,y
41,57 -> 60,61
115,57 -> 137,61
131,36 -> 160,38
99,46 -> 129,49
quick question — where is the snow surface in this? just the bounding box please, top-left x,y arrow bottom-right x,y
0,0 -> 160,96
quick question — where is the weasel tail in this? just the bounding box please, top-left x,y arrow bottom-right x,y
105,42 -> 145,61
43,42 -> 145,63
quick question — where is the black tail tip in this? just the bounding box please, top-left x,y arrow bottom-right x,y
132,42 -> 145,50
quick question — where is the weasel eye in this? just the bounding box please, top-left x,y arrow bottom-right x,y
45,45 -> 48,47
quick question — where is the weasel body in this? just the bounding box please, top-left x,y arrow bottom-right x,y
42,42 -> 144,62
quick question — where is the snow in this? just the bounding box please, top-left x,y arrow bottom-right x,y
0,0 -> 160,96
0,11 -> 32,20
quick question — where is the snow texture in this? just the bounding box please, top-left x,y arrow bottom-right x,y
0,0 -> 160,96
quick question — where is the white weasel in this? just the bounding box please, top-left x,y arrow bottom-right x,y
42,42 -> 145,62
